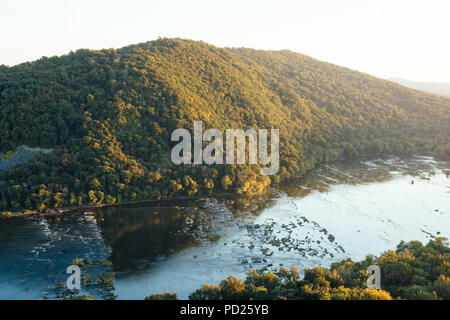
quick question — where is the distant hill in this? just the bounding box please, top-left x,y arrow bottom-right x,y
0,38 -> 449,212
389,77 -> 450,97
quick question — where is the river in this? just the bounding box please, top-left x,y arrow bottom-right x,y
0,156 -> 449,299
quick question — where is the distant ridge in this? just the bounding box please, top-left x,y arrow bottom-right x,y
389,77 -> 450,97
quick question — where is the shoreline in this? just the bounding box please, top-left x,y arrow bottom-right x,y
0,191 -> 244,219
1,153 -> 446,220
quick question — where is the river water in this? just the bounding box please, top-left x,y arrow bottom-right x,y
0,156 -> 449,299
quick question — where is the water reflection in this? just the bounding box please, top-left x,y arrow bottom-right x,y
280,156 -> 450,197
96,192 -> 276,274
97,205 -> 202,272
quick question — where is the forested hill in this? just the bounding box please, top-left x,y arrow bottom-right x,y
0,38 -> 449,212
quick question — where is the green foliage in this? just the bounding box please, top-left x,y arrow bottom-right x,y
183,239 -> 450,300
145,292 -> 178,300
0,38 -> 449,211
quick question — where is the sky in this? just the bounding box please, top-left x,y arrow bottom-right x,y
1,0 -> 450,82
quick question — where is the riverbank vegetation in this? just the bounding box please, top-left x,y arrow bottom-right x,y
0,38 -> 449,213
145,238 -> 450,300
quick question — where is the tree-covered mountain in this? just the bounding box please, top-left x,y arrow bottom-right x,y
0,38 -> 449,212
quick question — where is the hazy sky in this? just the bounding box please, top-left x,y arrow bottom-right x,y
1,0 -> 449,82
